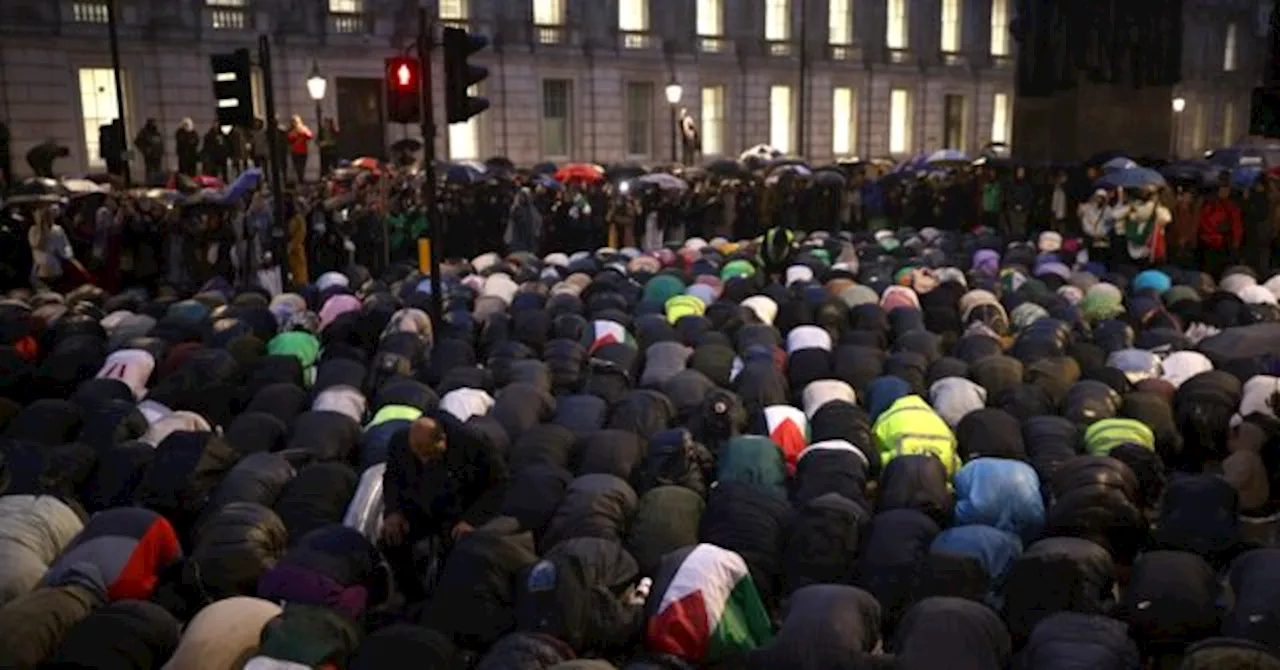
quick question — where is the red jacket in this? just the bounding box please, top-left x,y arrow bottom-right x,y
1197,198 -> 1242,250
287,127 -> 313,155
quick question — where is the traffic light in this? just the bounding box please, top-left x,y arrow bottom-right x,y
210,49 -> 254,128
385,56 -> 423,124
442,27 -> 490,124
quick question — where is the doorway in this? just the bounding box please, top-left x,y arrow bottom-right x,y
335,77 -> 386,160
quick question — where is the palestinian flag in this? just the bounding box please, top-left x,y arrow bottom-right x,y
646,544 -> 774,663
583,319 -> 636,354
761,404 -> 810,470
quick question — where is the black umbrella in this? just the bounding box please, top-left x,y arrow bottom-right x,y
485,156 -> 515,170
704,158 -> 746,177
390,138 -> 424,153
4,177 -> 67,206
605,161 -> 648,181
813,169 -> 846,186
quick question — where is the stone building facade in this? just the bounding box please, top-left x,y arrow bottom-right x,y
0,0 -> 1262,180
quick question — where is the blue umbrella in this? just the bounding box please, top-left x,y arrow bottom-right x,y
1231,166 -> 1263,188
925,149 -> 969,165
533,174 -> 561,189
444,164 -> 478,184
1102,157 -> 1138,173
1095,167 -> 1166,189
217,167 -> 263,205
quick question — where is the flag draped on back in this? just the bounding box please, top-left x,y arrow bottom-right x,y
646,543 -> 773,663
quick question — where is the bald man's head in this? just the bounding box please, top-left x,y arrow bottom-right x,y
408,416 -> 446,461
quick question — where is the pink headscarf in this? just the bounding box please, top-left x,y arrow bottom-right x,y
319,294 -> 362,331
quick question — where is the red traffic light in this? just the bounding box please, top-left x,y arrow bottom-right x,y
396,63 -> 412,87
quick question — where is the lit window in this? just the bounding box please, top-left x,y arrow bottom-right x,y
620,0 -> 649,31
701,86 -> 725,156
832,87 -> 856,156
766,0 -> 791,41
770,85 -> 793,154
625,82 -> 654,157
697,0 -> 723,36
79,68 -> 123,169
886,0 -> 908,50
542,79 -> 572,158
72,1 -> 109,23
829,0 -> 852,45
328,0 -> 361,12
449,85 -> 480,160
534,0 -> 564,24
439,0 -> 467,20
889,88 -> 912,154
940,0 -> 961,53
1223,101 -> 1235,145
990,0 -> 1009,56
991,93 -> 1009,144
1224,23 -> 1238,71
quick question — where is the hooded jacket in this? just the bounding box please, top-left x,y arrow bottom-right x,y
872,395 -> 959,477
747,585 -> 881,669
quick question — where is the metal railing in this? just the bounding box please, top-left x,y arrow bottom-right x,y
535,24 -> 565,45
767,40 -> 794,56
329,12 -> 366,34
209,8 -> 247,30
71,1 -> 109,23
698,36 -> 729,54
887,48 -> 911,63
620,30 -> 654,50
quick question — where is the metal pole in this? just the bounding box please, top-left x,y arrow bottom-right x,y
796,0 -> 808,157
418,8 -> 444,328
315,101 -> 323,177
670,106 -> 678,163
107,0 -> 131,185
259,35 -> 289,280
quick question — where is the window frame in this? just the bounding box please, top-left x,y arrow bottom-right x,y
625,81 -> 655,158
701,85 -> 726,156
832,86 -> 857,156
940,0 -> 961,54
886,0 -> 908,50
769,84 -> 794,155
828,0 -> 853,45
991,92 -> 1010,144
765,0 -> 792,42
541,78 -> 573,159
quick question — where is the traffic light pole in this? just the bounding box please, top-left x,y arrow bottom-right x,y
107,0 -> 130,186
417,8 -> 444,328
259,36 -> 289,283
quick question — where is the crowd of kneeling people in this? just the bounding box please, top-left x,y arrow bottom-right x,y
0,227 -> 1280,669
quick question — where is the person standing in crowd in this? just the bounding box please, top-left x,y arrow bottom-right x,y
226,124 -> 248,177
250,118 -> 270,172
200,122 -> 227,180
1240,177 -> 1275,274
174,118 -> 200,177
1007,166 -> 1034,238
1197,180 -> 1243,278
1121,185 -> 1170,266
980,169 -> 1003,231
134,118 -> 165,179
27,206 -> 81,290
317,118 -> 340,175
1078,188 -> 1110,259
1047,169 -> 1071,233
286,115 -> 314,184
1167,186 -> 1200,267
381,415 -> 507,601
505,187 -> 542,253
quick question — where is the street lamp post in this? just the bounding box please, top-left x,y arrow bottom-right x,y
665,77 -> 683,164
1171,96 -> 1186,159
306,60 -> 327,178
